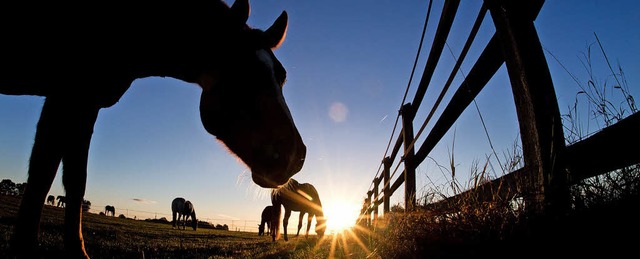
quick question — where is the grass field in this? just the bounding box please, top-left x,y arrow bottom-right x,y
0,195 -> 370,259
3,168 -> 639,259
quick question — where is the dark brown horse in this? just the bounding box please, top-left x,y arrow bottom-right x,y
258,205 -> 277,236
46,195 -> 55,206
271,179 -> 326,241
2,1 -> 306,257
171,197 -> 198,231
104,205 -> 115,217
56,195 -> 66,208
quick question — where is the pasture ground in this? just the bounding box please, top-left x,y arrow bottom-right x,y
0,195 -> 368,258
2,182 -> 638,259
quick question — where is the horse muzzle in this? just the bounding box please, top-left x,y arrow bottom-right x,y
252,141 -> 306,188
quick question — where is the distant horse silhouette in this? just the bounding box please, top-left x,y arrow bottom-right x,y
258,205 -> 277,236
171,197 -> 197,231
46,195 -> 55,206
56,196 -> 66,208
4,0 -> 306,257
271,179 -> 326,241
104,205 -> 115,217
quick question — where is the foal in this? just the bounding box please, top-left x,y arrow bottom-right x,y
258,205 -> 277,236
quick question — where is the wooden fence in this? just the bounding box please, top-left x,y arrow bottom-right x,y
357,0 -> 640,226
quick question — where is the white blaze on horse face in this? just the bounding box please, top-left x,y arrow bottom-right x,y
256,49 -> 294,123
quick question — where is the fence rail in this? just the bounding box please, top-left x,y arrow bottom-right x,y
357,0 -> 640,226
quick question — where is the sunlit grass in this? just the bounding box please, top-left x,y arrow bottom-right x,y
0,195 -> 374,258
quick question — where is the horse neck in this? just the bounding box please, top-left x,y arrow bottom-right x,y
308,187 -> 324,216
302,184 -> 321,205
259,219 -> 266,227
5,3 -> 240,86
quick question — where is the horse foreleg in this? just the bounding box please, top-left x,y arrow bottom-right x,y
172,212 -> 177,228
296,212 -> 304,237
184,214 -> 190,230
306,214 -> 313,238
179,214 -> 185,230
183,214 -> 188,230
11,98 -> 66,257
266,221 -> 271,235
61,101 -> 100,258
271,204 -> 281,242
283,209 -> 291,241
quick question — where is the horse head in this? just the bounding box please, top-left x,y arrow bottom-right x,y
315,216 -> 327,238
258,224 -> 265,236
197,0 -> 306,188
191,216 -> 198,231
185,201 -> 198,231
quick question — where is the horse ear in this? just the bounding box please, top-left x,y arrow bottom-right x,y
230,0 -> 250,25
265,11 -> 288,50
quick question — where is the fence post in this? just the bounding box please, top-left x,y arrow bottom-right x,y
366,190 -> 373,227
401,103 -> 417,211
373,177 -> 380,223
486,0 -> 569,216
383,157 -> 391,214
360,196 -> 371,227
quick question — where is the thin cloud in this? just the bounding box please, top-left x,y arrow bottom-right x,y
132,198 -> 157,205
217,214 -> 240,220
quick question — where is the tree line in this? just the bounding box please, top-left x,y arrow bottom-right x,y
1,178 -> 92,211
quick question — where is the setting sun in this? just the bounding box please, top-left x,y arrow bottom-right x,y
322,199 -> 360,233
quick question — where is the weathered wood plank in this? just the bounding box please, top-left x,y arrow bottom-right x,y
566,111 -> 640,182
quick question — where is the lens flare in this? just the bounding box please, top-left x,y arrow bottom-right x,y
323,199 -> 359,233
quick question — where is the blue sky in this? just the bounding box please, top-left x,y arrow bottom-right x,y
1,0 -> 639,233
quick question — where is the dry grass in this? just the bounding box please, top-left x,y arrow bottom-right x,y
359,163 -> 640,259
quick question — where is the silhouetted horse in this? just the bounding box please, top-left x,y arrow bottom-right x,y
46,195 -> 55,206
56,196 -> 66,208
104,205 -> 115,217
171,197 -> 197,231
258,205 -> 277,236
3,1 -> 306,257
271,179 -> 326,241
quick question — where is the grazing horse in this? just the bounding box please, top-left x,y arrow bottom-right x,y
104,205 -> 115,217
46,195 -> 55,206
3,1 -> 306,258
171,197 -> 198,231
57,196 -> 66,208
271,179 -> 326,241
258,205 -> 277,236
